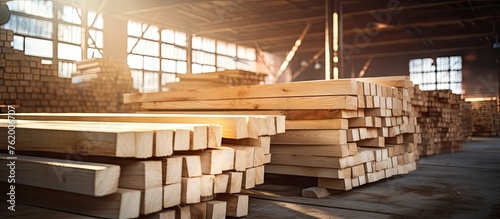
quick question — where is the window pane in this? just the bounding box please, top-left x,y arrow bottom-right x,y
59,5 -> 81,24
58,61 -> 76,78
437,83 -> 449,90
192,63 -> 202,74
87,48 -> 102,59
175,31 -> 186,46
143,25 -> 160,41
451,83 -> 462,94
202,38 -> 215,52
436,57 -> 449,71
12,35 -> 24,51
5,15 -> 53,39
131,70 -> 143,90
25,37 -> 53,58
161,73 -> 176,85
203,65 -> 216,73
237,46 -> 247,59
143,56 -> 160,71
58,24 -> 81,44
58,43 -> 82,61
246,48 -> 256,61
8,0 -> 53,18
192,36 -> 202,50
162,29 -> 175,44
410,73 -> 422,85
88,30 -> 103,48
450,70 -> 462,83
144,72 -> 160,93
436,71 -> 449,83
162,59 -> 176,73
450,56 -> 462,70
87,11 -> 103,29
176,61 -> 187,74
128,54 -> 143,69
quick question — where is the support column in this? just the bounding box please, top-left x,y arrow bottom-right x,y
186,33 -> 193,74
325,0 -> 343,80
102,16 -> 127,63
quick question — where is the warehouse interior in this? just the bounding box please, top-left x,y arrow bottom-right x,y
0,0 -> 500,218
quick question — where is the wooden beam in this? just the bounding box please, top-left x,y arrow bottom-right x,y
5,183 -> 141,219
124,79 -> 359,103
141,96 -> 358,111
254,41 -> 276,77
270,144 -> 352,157
271,130 -> 348,145
265,164 -> 351,179
6,113 -> 241,140
0,154 -> 119,196
216,194 -> 249,218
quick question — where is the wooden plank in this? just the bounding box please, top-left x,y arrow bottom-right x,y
124,79 -> 359,103
348,117 -> 374,128
216,194 -> 249,218
163,183 -> 181,208
177,149 -> 233,175
271,130 -> 347,145
255,165 -> 265,185
207,200 -> 227,219
357,137 -> 385,148
182,177 -> 201,204
0,154 -> 119,196
140,187 -> 163,215
2,203 -> 95,219
317,178 -> 353,190
270,154 -> 353,169
223,145 -> 255,169
8,113 -> 245,140
190,202 -> 207,219
214,174 -> 229,194
357,76 -> 413,88
0,122 -> 141,158
174,155 -> 202,178
201,175 -> 215,197
222,136 -> 270,154
286,119 -> 348,130
242,167 -> 256,189
253,147 -> 266,166
142,209 -> 176,219
175,205 -> 191,219
281,110 -> 358,120
265,164 -> 351,179
161,157 -> 183,185
142,96 -> 358,111
224,171 -> 243,194
208,125 -> 222,148
270,144 -> 350,157
5,183 -> 141,219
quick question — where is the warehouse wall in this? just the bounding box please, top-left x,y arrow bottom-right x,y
292,49 -> 500,98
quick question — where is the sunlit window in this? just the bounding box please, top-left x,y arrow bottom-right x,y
409,56 -> 462,94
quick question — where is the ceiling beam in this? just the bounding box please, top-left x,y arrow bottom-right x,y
193,8 -> 324,35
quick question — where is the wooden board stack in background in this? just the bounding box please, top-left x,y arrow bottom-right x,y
461,101 -> 473,140
412,87 -> 465,155
0,28 -> 140,113
468,99 -> 499,137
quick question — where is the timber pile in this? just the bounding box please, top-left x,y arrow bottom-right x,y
412,87 -> 464,155
0,28 -> 140,113
2,113 -> 282,218
468,99 -> 499,136
461,102 -> 473,140
124,76 -> 419,191
164,70 -> 267,91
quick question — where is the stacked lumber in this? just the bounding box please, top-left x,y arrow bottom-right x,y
412,87 -> 464,155
0,28 -> 140,113
468,99 -> 499,136
164,70 -> 267,91
1,113 -> 280,218
124,76 -> 419,191
461,102 -> 473,140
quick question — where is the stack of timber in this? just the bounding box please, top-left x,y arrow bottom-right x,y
468,99 -> 499,136
0,114 -> 271,218
0,28 -> 140,113
461,102 -> 473,140
164,70 -> 267,91
124,76 -> 419,191
412,87 -> 465,155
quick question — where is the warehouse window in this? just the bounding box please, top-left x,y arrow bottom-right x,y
409,56 -> 462,94
127,21 -> 188,92
2,1 -> 104,78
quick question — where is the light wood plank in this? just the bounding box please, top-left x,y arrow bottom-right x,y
271,130 -> 347,145
286,119 -> 348,130
141,96 -> 358,111
0,154 -> 119,196
270,144 -> 350,157
182,177 -> 201,204
265,164 -> 351,179
163,183 -> 181,208
216,194 -> 249,218
124,79 -> 358,103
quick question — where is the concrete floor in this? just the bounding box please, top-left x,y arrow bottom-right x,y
245,137 -> 500,219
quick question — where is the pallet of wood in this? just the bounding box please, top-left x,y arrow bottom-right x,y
467,99 -> 499,137
0,114 -> 266,218
123,76 -> 419,191
412,86 -> 465,155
